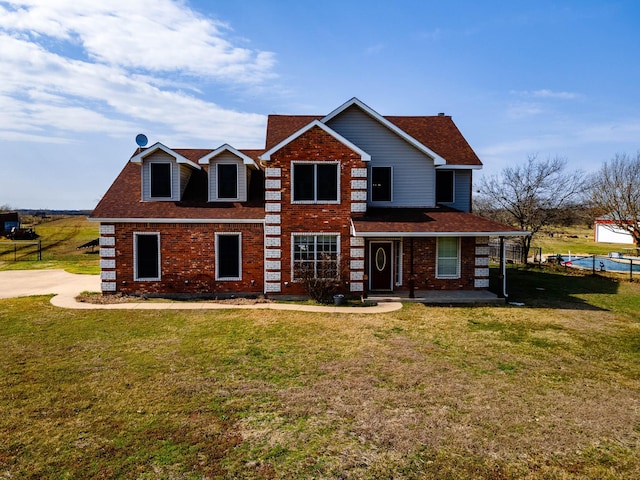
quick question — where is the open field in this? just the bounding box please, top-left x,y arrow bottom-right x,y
531,226 -> 634,257
1,268 -> 639,478
0,216 -> 99,274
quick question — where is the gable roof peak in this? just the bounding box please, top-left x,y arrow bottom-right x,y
322,98 -> 447,166
198,143 -> 259,168
259,119 -> 371,162
129,142 -> 201,170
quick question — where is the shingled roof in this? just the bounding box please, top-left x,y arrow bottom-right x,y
265,113 -> 481,166
352,208 -> 523,236
90,162 -> 264,221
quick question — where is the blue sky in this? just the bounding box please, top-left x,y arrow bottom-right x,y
1,0 -> 639,210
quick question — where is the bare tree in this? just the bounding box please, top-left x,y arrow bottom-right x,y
477,155 -> 587,263
589,152 -> 640,246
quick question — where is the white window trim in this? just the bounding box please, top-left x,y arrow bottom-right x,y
291,161 -> 341,204
148,161 -> 173,200
371,165 -> 393,203
436,237 -> 461,279
215,232 -> 242,281
216,163 -> 240,201
291,232 -> 341,280
133,232 -> 161,281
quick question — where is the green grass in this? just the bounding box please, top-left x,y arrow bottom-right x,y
2,270 -> 640,478
531,226 -> 634,257
0,216 -> 99,274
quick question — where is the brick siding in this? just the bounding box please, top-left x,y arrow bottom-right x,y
109,222 -> 264,296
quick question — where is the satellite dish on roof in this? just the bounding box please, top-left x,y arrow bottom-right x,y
135,133 -> 148,147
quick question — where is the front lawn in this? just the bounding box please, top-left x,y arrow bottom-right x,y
1,270 -> 639,478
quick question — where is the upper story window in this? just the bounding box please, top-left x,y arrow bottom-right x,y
150,163 -> 172,198
436,170 -> 454,204
217,164 -> 238,199
292,162 -> 339,203
371,166 -> 392,202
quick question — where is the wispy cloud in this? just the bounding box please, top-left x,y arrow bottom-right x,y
0,0 -> 276,146
510,89 -> 580,100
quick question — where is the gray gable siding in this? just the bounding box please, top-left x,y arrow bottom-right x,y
453,170 -> 472,212
326,105 -> 436,207
208,152 -> 247,202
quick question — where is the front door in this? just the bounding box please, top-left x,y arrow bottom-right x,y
370,242 -> 393,291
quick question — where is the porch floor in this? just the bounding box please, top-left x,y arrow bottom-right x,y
367,289 -> 504,305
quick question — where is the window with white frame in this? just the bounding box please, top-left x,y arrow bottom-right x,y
150,162 -> 172,198
292,162 -> 339,202
215,233 -> 241,280
134,232 -> 161,281
217,164 -> 238,199
292,234 -> 339,279
436,237 -> 460,278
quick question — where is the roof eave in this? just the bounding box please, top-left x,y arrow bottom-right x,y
89,217 -> 265,224
351,230 -> 530,237
129,142 -> 202,170
198,144 -> 259,168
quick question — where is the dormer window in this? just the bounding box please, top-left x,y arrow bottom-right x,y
292,162 -> 339,203
217,164 -> 238,199
150,163 -> 172,198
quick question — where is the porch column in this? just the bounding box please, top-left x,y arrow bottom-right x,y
498,236 -> 507,298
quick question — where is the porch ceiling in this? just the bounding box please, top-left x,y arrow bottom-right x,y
351,208 -> 528,237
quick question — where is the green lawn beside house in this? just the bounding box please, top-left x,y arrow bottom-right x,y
1,267 -> 639,479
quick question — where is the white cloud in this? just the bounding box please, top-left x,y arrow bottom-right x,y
510,89 -> 579,100
0,0 -> 275,146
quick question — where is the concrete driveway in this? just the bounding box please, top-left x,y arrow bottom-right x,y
0,269 -> 403,313
0,269 -> 100,299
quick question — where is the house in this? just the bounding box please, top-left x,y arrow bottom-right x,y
594,217 -> 638,245
90,98 -> 525,298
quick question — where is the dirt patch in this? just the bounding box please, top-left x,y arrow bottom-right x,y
75,292 -> 273,305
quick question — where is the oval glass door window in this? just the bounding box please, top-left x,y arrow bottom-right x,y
375,247 -> 387,271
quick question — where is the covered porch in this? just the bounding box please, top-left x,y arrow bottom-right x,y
350,208 -> 528,298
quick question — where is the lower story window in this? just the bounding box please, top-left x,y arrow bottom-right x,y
134,233 -> 160,281
216,233 -> 241,280
436,237 -> 460,278
293,234 -> 339,279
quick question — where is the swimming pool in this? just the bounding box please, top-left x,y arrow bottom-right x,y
560,256 -> 640,273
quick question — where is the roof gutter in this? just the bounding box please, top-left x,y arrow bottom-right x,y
88,218 -> 265,224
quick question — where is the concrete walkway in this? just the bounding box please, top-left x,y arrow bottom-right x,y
0,270 -> 402,313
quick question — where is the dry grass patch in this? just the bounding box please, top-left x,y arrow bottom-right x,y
1,289 -> 640,478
